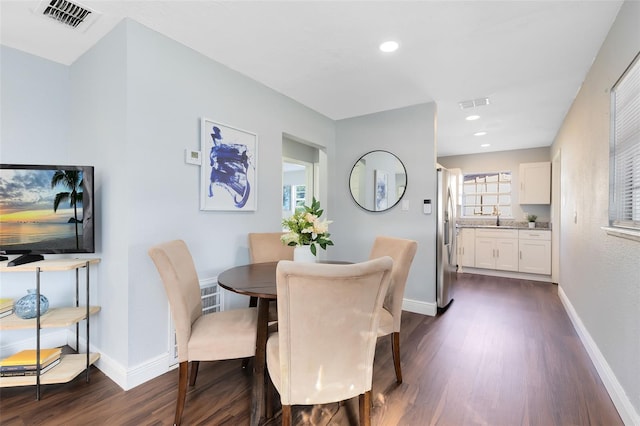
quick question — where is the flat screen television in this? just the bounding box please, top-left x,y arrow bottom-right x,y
0,164 -> 95,266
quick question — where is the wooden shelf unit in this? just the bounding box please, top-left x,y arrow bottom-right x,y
0,258 -> 100,398
0,353 -> 100,387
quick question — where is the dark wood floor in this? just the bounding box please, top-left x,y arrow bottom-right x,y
0,274 -> 622,425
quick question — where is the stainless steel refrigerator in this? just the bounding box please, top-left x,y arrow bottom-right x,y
436,167 -> 457,311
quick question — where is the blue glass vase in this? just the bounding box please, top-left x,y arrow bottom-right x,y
14,289 -> 49,319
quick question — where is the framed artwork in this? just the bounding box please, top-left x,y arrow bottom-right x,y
375,169 -> 388,210
200,118 -> 257,211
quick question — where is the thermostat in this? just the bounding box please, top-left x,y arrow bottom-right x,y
185,149 -> 202,165
423,199 -> 432,214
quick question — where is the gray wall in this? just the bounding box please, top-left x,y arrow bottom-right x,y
551,1 -> 640,422
1,20 -> 339,389
0,46 -> 78,348
332,104 -> 438,309
1,18 -> 440,390
438,147 -> 551,222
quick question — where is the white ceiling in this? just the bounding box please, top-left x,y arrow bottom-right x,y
0,0 -> 622,157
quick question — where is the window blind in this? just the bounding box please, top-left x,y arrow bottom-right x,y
610,52 -> 640,229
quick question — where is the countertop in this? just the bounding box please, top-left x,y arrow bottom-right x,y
456,220 -> 551,230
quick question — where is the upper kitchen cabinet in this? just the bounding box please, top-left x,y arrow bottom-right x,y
519,162 -> 551,204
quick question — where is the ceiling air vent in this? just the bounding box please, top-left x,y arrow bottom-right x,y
458,97 -> 490,110
35,0 -> 98,30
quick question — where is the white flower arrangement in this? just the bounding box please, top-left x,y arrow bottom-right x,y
281,198 -> 333,256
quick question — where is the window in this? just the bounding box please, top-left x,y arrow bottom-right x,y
462,171 -> 512,218
610,52 -> 640,230
282,184 -> 306,216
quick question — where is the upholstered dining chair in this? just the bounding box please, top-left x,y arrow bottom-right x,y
148,240 -> 258,426
247,232 -> 294,305
266,257 -> 393,426
248,232 -> 294,264
369,236 -> 418,384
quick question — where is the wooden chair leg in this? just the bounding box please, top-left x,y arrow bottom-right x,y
391,332 -> 402,384
359,391 -> 371,426
175,361 -> 189,426
282,404 -> 292,426
242,357 -> 251,369
189,361 -> 199,386
242,296 -> 259,370
265,372 -> 272,419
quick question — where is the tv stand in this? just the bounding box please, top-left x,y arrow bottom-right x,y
0,258 -> 101,399
7,254 -> 45,267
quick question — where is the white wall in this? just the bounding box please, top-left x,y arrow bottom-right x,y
551,1 -> 640,423
70,19 -> 130,370
438,147 -> 551,222
1,20 -> 337,389
0,46 -> 79,351
332,104 -> 438,311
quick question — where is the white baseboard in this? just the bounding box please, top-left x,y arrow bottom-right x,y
95,350 -> 174,391
75,326 -> 174,391
558,285 -> 640,426
460,267 -> 552,282
402,298 -> 437,316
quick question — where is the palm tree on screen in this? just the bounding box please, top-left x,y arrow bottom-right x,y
51,170 -> 83,250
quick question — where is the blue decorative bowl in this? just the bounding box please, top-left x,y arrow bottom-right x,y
14,289 -> 49,319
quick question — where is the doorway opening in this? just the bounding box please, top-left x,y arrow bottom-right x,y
282,135 -> 325,226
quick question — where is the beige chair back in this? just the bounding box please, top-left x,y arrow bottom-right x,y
369,236 -> 418,332
269,257 -> 393,406
148,239 -> 203,363
248,232 -> 294,263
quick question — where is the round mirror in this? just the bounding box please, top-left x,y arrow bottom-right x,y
349,150 -> 407,212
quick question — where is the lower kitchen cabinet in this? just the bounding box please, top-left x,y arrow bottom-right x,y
457,228 -> 475,268
518,230 -> 551,275
474,229 -> 519,272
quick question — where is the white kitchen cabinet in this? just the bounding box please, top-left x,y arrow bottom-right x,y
519,162 -> 551,204
457,228 -> 475,268
518,230 -> 551,275
474,229 -> 519,272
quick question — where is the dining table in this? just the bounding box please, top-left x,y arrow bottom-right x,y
217,260 -> 349,426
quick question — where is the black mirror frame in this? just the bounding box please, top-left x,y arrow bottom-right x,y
348,150 -> 408,212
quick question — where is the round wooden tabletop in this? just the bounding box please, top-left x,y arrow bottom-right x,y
217,262 -> 279,299
217,260 -> 352,300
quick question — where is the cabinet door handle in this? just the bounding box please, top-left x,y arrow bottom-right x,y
496,249 -> 499,258
519,251 -> 522,260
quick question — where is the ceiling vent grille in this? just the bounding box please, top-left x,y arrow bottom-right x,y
458,97 -> 490,109
35,0 -> 98,30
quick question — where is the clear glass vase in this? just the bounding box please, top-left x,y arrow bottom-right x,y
14,289 -> 49,319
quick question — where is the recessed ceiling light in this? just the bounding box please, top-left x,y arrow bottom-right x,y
480,143 -> 491,148
466,115 -> 480,121
379,41 -> 399,53
474,131 -> 487,136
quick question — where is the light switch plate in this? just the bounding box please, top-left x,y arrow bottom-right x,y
185,149 -> 201,165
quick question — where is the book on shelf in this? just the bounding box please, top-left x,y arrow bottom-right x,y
0,358 -> 61,377
0,348 -> 62,368
0,353 -> 61,372
0,298 -> 13,312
